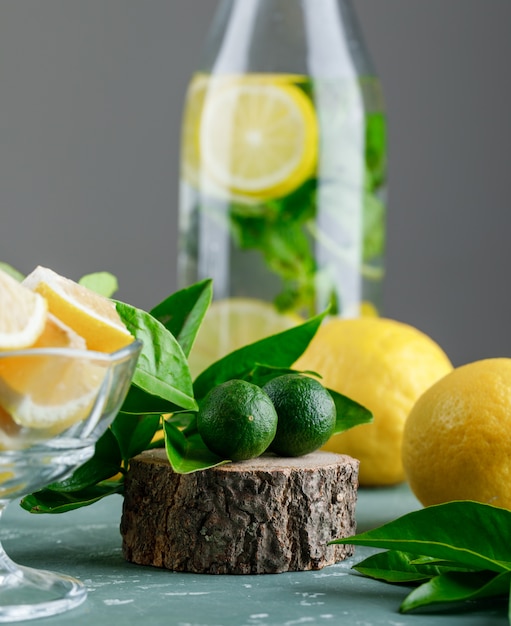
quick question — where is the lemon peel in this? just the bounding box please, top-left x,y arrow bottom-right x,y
403,358 -> 511,509
293,317 -> 453,486
23,266 -> 133,353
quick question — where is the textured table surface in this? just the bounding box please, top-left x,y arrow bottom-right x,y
3,482 -> 507,625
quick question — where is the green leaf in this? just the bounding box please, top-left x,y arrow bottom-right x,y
166,411 -> 199,435
193,311 -> 327,400
227,178 -> 321,316
401,570 -> 511,613
354,550 -> 460,584
365,109 -> 387,191
329,389 -> 373,434
408,555 -> 473,570
363,191 -> 386,262
78,271 -> 119,297
120,385 -> 178,415
20,482 -> 123,514
116,301 -> 197,411
0,262 -> 24,281
332,501 -> 511,573
150,279 -> 213,357
243,364 -> 302,387
163,417 -> 229,474
111,412 -> 161,464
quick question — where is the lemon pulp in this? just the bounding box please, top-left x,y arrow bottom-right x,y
23,266 -> 133,353
0,268 -> 48,350
182,73 -> 318,201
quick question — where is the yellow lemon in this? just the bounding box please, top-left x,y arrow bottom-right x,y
23,266 -> 133,353
188,298 -> 301,377
402,358 -> 511,509
0,268 -> 47,350
293,317 -> 453,485
183,73 -> 318,200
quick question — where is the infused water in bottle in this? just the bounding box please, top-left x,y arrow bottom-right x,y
178,0 -> 387,375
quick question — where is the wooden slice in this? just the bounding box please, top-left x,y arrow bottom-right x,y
121,449 -> 359,574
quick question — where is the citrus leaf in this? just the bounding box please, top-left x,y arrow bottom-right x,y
150,279 -> 212,357
163,417 -> 229,474
243,364 -> 301,387
116,301 -> 197,411
0,262 -> 24,281
329,389 -> 373,433
111,412 -> 161,463
409,555 -> 473,571
78,271 -> 119,297
120,385 -> 178,414
354,550 -> 461,584
193,310 -> 327,400
20,482 -> 123,514
400,570 -> 511,613
167,411 -> 199,435
332,501 -> 511,573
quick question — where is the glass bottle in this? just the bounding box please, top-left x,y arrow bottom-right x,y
178,0 -> 387,374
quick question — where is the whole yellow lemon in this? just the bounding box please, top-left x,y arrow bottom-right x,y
402,358 -> 511,509
293,317 -> 452,486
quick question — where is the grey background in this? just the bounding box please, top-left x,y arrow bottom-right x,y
1,0 -> 510,367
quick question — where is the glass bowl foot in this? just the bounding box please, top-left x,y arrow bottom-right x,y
0,561 -> 87,622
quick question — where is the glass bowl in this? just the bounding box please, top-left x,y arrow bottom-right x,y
0,340 -> 142,622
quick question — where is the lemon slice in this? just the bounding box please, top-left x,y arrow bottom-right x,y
0,268 -> 48,350
181,74 -> 209,188
185,74 -> 318,200
23,266 -> 133,353
188,298 -> 301,377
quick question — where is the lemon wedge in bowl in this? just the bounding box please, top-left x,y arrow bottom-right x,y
0,264 -> 137,439
0,268 -> 48,350
0,345 -> 106,433
0,337 -> 142,446
0,309 -> 98,432
23,266 -> 133,353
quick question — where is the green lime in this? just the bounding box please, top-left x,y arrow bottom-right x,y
262,374 -> 336,457
197,379 -> 278,461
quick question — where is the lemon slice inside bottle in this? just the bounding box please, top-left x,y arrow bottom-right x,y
188,298 -> 302,378
183,74 -> 318,201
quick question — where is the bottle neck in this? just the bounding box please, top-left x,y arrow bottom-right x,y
200,0 -> 374,78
